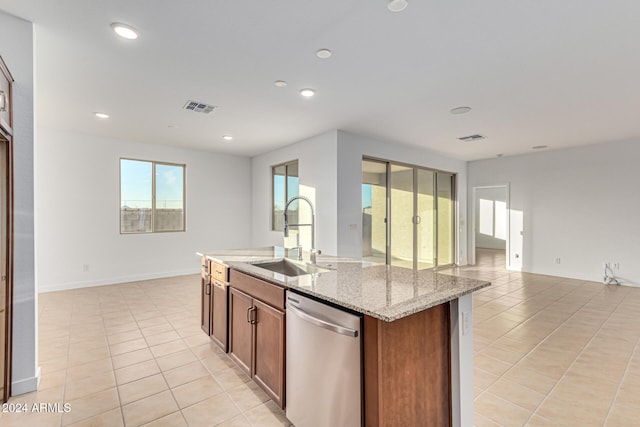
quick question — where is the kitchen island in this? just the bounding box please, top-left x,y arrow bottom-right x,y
198,247 -> 490,427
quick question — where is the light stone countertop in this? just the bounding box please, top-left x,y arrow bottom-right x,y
197,246 -> 490,322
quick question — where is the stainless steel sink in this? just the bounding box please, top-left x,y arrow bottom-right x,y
251,258 -> 330,277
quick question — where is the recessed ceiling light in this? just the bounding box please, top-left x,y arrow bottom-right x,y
532,145 -> 548,150
450,106 -> 472,115
274,80 -> 287,88
222,135 -> 233,141
111,23 -> 138,40
300,88 -> 315,98
387,0 -> 408,12
316,49 -> 332,59
94,112 -> 109,119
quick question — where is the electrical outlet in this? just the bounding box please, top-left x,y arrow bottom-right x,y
83,264 -> 90,272
614,262 -> 620,270
461,311 -> 471,336
555,257 -> 561,264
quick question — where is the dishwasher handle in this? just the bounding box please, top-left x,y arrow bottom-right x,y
287,303 -> 358,338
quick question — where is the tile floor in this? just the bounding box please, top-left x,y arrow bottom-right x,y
1,275 -> 291,427
442,249 -> 640,427
1,250 -> 638,426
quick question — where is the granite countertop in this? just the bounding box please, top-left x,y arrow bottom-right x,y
197,247 -> 490,322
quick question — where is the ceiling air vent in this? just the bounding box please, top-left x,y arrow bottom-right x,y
183,100 -> 216,114
458,134 -> 486,142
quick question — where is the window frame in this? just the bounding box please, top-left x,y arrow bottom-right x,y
271,159 -> 299,231
119,158 -> 187,234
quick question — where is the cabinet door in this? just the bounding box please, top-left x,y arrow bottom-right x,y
228,288 -> 253,376
211,280 -> 228,352
0,58 -> 11,135
253,299 -> 285,408
200,276 -> 211,335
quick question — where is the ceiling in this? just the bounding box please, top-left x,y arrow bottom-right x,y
1,0 -> 639,161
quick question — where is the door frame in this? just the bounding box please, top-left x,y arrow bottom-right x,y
470,184 -> 512,270
0,131 -> 13,403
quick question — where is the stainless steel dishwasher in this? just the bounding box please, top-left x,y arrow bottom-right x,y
286,290 -> 362,427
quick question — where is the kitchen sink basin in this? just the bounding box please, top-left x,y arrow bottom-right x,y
251,258 -> 330,277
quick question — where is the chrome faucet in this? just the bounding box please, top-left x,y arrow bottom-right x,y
284,195 -> 321,264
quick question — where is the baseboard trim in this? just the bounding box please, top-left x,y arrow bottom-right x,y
38,269 -> 199,293
11,367 -> 40,396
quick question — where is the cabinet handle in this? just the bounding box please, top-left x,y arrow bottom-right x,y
0,91 -> 6,112
246,306 -> 257,324
202,264 -> 209,273
215,269 -> 223,275
205,283 -> 211,295
250,307 -> 257,324
213,280 -> 224,288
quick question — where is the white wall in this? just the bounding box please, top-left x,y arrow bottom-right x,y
336,131 -> 469,263
0,10 -> 37,395
250,131 -> 338,254
36,128 -> 252,292
468,140 -> 640,285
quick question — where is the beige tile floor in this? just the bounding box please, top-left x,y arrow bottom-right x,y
1,251 -> 638,426
442,249 -> 640,427
1,276 -> 291,427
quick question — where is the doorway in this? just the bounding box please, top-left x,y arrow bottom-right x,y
471,185 -> 509,269
362,158 -> 456,269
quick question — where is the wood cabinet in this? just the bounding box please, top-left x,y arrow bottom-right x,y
0,56 -> 12,135
200,257 -> 211,336
211,278 -> 228,352
363,303 -> 451,427
200,258 -> 229,352
229,270 -> 285,408
229,287 -> 253,375
252,298 -> 285,407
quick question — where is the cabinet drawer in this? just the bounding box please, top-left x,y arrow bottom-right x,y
211,262 -> 229,282
0,57 -> 12,135
230,270 -> 286,311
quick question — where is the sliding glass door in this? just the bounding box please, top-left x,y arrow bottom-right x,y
390,164 -> 414,268
437,172 -> 455,266
362,158 -> 455,269
416,169 -> 436,269
362,160 -> 387,264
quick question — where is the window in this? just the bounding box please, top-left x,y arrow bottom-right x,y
272,160 -> 298,231
120,159 -> 185,233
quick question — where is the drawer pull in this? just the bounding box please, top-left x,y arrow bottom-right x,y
213,280 -> 224,288
205,283 -> 211,296
246,306 -> 257,324
0,91 -> 6,112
